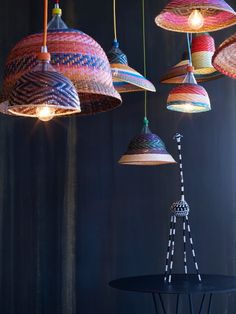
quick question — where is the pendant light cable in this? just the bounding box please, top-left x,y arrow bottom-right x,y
113,0 -> 118,41
43,0 -> 48,50
142,0 -> 148,121
186,33 -> 192,66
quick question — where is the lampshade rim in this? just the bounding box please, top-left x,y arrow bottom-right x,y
119,153 -> 176,166
167,102 -> 211,112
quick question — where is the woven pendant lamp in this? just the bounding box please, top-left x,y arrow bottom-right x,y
119,118 -> 176,166
160,52 -> 222,84
212,33 -> 236,78
155,0 -> 236,33
2,1 -> 121,115
8,0 -> 80,121
191,33 -> 216,74
107,0 -> 156,93
119,0 -> 175,166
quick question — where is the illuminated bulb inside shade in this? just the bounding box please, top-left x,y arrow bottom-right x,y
36,106 -> 55,122
188,9 -> 204,30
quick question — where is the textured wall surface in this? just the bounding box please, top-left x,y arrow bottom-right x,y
0,0 -> 236,313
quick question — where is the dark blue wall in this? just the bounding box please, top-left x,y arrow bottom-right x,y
0,0 -> 236,313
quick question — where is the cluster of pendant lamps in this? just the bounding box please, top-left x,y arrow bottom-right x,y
0,0 -> 236,164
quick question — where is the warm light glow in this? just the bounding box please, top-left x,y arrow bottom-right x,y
168,103 -> 206,113
36,106 -> 55,121
188,9 -> 204,30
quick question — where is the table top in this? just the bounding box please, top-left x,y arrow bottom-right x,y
109,274 -> 236,295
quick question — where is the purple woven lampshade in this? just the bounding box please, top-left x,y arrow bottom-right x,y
212,33 -> 236,78
2,6 -> 121,115
160,52 -> 222,84
8,59 -> 81,120
119,119 -> 176,166
108,41 -> 156,93
155,0 -> 236,33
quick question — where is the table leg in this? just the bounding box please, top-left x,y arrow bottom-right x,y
158,294 -> 167,314
198,294 -> 206,314
189,294 -> 194,314
152,293 -> 159,314
207,294 -> 213,314
176,294 -> 180,314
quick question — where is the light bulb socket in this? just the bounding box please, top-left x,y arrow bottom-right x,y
187,65 -> 194,73
52,7 -> 62,16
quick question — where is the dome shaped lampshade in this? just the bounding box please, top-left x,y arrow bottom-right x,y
3,25 -> 121,115
155,0 -> 236,33
160,52 -> 222,84
212,33 -> 236,78
108,41 -> 156,93
119,119 -> 176,166
167,67 -> 211,113
8,59 -> 81,120
191,33 -> 216,74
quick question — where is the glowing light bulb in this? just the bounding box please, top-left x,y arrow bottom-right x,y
36,106 -> 55,122
188,9 -> 204,30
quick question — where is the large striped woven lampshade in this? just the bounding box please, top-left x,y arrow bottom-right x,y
119,119 -> 176,166
108,41 -> 156,93
8,58 -> 81,120
155,0 -> 236,33
2,7 -> 121,115
212,33 -> 236,78
160,52 -> 222,84
167,67 -> 211,113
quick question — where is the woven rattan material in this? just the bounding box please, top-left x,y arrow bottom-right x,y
155,0 -> 236,33
212,33 -> 236,78
119,123 -> 176,166
3,29 -> 121,115
191,33 -> 216,74
108,42 -> 156,93
161,57 -> 222,84
9,69 -> 81,117
167,83 -> 211,112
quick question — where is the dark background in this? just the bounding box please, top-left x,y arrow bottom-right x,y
0,0 -> 236,313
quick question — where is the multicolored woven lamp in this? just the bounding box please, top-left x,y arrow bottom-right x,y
8,0 -> 80,121
167,34 -> 211,113
155,0 -> 236,33
160,52 -> 222,84
119,0 -> 175,166
2,0 -> 121,115
107,0 -> 156,93
212,33 -> 236,78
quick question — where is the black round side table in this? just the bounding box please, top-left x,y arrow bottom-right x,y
109,274 -> 236,314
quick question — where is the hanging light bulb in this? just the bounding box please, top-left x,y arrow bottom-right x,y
36,106 -> 55,122
188,10 -> 204,30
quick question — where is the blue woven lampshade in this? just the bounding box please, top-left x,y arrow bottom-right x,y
119,119 -> 176,165
8,59 -> 81,120
108,41 -> 156,93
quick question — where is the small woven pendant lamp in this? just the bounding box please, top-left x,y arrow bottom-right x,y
119,0 -> 175,166
160,51 -> 222,84
8,0 -> 80,121
212,33 -> 236,78
167,34 -> 211,113
2,0 -> 121,115
155,0 -> 236,33
164,134 -> 201,283
107,0 -> 156,93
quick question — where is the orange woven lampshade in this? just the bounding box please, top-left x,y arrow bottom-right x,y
155,0 -> 236,33
212,33 -> 236,78
119,118 -> 176,166
2,4 -> 121,115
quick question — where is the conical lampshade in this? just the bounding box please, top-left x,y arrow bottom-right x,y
191,33 -> 216,74
2,4 -> 121,115
8,58 -> 81,120
119,119 -> 176,166
108,41 -> 156,93
160,52 -> 222,84
167,67 -> 211,113
155,0 -> 236,33
212,32 -> 236,78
